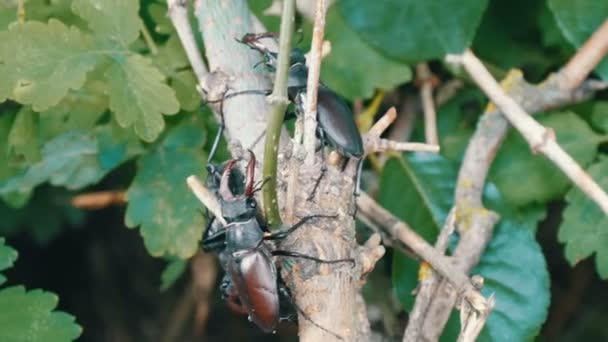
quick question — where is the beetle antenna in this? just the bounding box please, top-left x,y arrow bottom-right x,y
291,300 -> 343,340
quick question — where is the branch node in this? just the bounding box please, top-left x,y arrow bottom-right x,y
532,127 -> 556,154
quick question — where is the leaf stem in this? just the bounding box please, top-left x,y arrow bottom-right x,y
262,0 -> 296,227
141,23 -> 159,55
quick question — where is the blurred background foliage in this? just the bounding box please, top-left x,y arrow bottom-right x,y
0,0 -> 606,340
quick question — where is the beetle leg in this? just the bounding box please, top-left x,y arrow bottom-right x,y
278,287 -> 343,339
220,275 -> 248,315
264,214 -> 337,241
272,250 -> 355,266
202,225 -> 227,252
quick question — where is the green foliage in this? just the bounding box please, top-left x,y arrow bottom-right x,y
0,286 -> 82,342
0,238 -> 17,285
0,0 -> 182,142
490,111 -> 603,207
472,0 -> 562,81
436,88 -> 484,162
0,0 -> 606,339
559,156 -> 608,278
72,0 -> 142,47
125,114 -> 207,259
0,19 -> 99,110
1,127 -> 138,195
338,0 -> 488,62
0,239 -> 81,341
548,0 -> 608,80
105,55 -> 180,142
321,6 -> 411,100
381,154 -> 550,341
153,34 -> 200,111
590,101 -> 608,132
0,187 -> 85,244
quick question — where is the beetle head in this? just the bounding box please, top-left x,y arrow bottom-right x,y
218,152 -> 258,222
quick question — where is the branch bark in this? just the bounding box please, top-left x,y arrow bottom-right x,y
448,50 -> 608,215
184,2 -> 369,341
405,24 -> 608,339
559,18 -> 608,90
303,0 -> 328,165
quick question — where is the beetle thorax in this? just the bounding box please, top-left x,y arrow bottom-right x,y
225,218 -> 265,252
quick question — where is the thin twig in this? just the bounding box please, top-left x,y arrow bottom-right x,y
167,0 -> 208,81
366,140 -> 440,154
186,176 -> 227,226
448,50 -> 608,215
559,18 -> 608,90
416,63 -> 439,145
409,20 -> 608,340
403,209 -> 456,342
363,107 -> 440,154
303,0 -> 328,165
140,23 -> 159,55
357,193 -> 491,313
71,191 -> 126,209
262,0 -> 296,227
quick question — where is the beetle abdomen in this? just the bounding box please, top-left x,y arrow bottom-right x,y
229,249 -> 280,332
316,86 -> 364,158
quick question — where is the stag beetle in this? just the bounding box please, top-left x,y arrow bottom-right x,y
238,32 -> 364,159
206,33 -> 363,163
202,151 -> 354,333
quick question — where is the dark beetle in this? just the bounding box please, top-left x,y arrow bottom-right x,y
202,152 -> 353,332
238,33 -> 364,159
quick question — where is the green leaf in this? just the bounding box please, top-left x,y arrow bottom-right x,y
148,3 -> 173,35
472,0 -> 559,81
0,19 -> 100,110
380,154 -> 455,242
0,127 -> 135,194
0,1 -> 17,31
0,187 -> 85,244
390,248 -> 419,310
437,88 -> 483,163
8,106 -> 40,163
382,153 -> 549,340
106,54 -> 180,142
337,0 -> 488,62
379,154 -> 456,310
0,238 -> 17,285
321,6 -> 411,100
490,111 -> 602,206
548,0 -> 608,80
72,0 -> 142,46
154,34 -> 200,111
0,286 -> 82,341
590,101 -> 608,133
474,214 -> 550,341
160,259 -> 187,291
125,114 -> 207,258
39,78 -> 108,141
559,156 -> 608,279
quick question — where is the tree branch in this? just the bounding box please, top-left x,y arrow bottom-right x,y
447,50 -> 608,215
407,21 -> 608,339
356,194 -> 491,314
303,0 -> 328,165
559,18 -> 608,90
167,0 -> 208,82
416,63 -> 439,145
